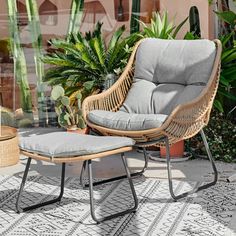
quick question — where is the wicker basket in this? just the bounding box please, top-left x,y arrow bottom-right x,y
0,126 -> 19,167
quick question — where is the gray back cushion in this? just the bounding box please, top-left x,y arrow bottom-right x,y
120,38 -> 216,115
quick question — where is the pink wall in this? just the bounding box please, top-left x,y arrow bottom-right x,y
0,0 -> 216,40
159,0 -> 216,39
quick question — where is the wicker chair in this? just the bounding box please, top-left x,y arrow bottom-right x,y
82,38 -> 222,200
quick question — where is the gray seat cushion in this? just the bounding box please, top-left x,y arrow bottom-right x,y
88,110 -> 168,131
19,132 -> 135,158
120,38 -> 216,115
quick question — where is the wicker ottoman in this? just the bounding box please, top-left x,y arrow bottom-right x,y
17,132 -> 137,223
0,126 -> 19,167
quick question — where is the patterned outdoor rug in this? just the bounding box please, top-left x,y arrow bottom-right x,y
0,175 -> 236,236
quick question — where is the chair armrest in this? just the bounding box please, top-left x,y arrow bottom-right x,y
162,61 -> 221,141
82,68 -> 133,120
82,39 -> 144,122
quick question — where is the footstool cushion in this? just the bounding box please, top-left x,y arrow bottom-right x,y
19,132 -> 135,158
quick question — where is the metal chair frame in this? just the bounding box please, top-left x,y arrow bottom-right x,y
80,147 -> 149,188
80,129 -> 217,200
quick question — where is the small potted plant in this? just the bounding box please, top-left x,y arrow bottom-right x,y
51,85 -> 87,133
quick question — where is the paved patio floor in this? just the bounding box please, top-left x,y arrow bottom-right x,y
1,150 -> 236,235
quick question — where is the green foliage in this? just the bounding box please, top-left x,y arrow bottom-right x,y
215,10 -> 236,28
0,107 -> 16,127
215,33 -> 236,114
17,118 -> 33,128
190,112 -> 236,163
130,0 -> 141,33
43,22 -> 140,96
183,31 -> 200,40
0,39 -> 10,53
67,0 -> 84,36
51,85 -> 65,100
213,10 -> 236,114
50,85 -> 86,129
26,0 -> 46,125
140,11 -> 188,39
7,0 -> 33,119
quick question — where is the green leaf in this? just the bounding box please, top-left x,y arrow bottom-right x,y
184,31 -> 199,40
220,75 -> 230,86
58,112 -> 68,128
214,99 -> 224,112
218,90 -> 236,101
67,0 -> 84,36
172,16 -> 188,38
222,51 -> 236,64
214,10 -> 236,26
78,117 -> 86,129
51,85 -> 65,100
108,25 -> 125,51
61,96 -> 70,106
83,81 -> 94,90
54,107 -> 62,115
91,38 -> 105,65
219,32 -> 234,49
76,91 -> 82,100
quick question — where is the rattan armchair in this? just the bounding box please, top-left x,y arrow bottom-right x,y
82,38 -> 222,200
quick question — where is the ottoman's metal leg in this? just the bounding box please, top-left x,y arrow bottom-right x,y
80,160 -> 87,188
16,158 -> 66,213
88,153 -> 138,223
166,129 -> 218,201
81,147 -> 148,188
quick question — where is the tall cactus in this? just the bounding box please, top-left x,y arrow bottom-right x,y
25,0 -> 46,126
130,0 -> 141,33
7,0 -> 33,120
67,0 -> 84,36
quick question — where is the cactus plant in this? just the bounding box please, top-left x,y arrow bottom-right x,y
67,0 -> 84,36
26,0 -> 47,126
7,0 -> 34,120
0,107 -> 16,127
51,85 -> 86,130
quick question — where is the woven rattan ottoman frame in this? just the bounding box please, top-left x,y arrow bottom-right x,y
16,146 -> 138,223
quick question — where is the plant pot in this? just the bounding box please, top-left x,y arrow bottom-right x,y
160,140 -> 184,158
0,126 -> 19,167
67,126 -> 89,134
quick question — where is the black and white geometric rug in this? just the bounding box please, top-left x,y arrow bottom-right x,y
0,175 -> 236,236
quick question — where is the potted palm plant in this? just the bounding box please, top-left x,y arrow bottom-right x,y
42,22 -> 140,98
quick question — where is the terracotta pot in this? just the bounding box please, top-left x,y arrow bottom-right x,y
67,126 -> 90,134
160,140 -> 184,158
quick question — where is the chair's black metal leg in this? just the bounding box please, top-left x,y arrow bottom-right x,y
88,153 -> 138,223
16,160 -> 66,213
199,129 -> 218,185
80,160 -> 87,188
165,130 -> 218,201
83,148 -> 148,188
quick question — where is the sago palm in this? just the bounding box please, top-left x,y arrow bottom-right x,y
42,22 -> 140,97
